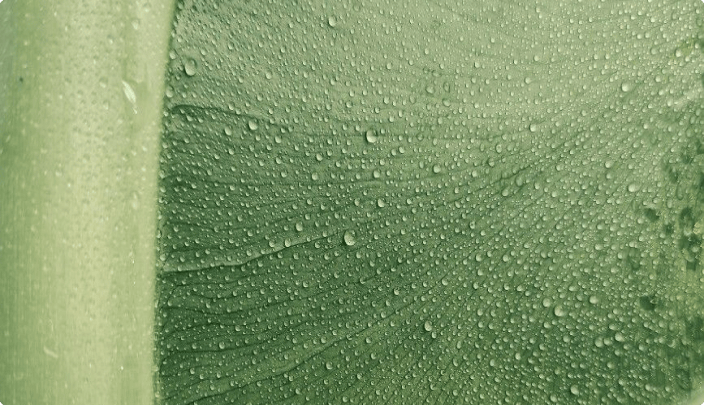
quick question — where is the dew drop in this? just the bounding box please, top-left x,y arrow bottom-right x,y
553,305 -> 567,317
343,230 -> 356,246
184,58 -> 198,76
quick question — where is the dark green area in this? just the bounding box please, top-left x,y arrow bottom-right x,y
155,0 -> 704,404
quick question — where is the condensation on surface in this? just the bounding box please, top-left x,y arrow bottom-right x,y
155,1 -> 704,404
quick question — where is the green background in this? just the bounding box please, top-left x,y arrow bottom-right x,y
2,0 -> 704,404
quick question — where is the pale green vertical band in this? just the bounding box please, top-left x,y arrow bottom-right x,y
0,0 -> 173,404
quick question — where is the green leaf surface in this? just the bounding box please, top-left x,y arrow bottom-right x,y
155,1 -> 704,404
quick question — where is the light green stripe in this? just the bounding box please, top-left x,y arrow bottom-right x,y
0,0 -> 173,403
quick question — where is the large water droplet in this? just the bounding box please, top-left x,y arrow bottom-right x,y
343,230 -> 356,246
553,306 -> 567,317
184,58 -> 198,76
365,130 -> 378,144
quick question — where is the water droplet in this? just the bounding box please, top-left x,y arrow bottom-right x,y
248,120 -> 258,131
424,321 -> 433,332
122,81 -> 136,106
328,16 -> 337,27
553,306 -> 567,317
343,230 -> 356,246
365,130 -> 378,144
621,82 -> 632,92
184,58 -> 198,76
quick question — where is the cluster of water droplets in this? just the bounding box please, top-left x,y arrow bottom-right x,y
155,0 -> 704,404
